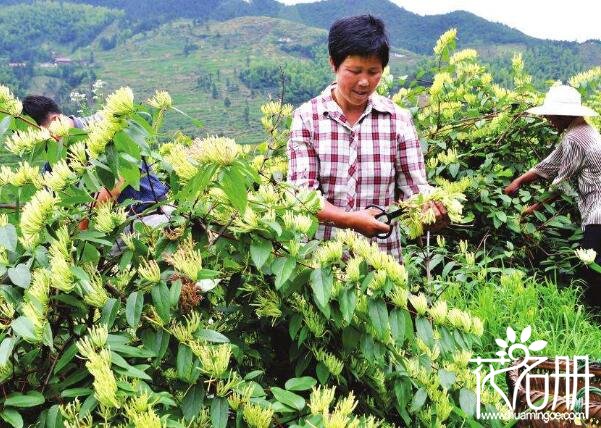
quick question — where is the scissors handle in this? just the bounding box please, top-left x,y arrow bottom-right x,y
365,204 -> 393,239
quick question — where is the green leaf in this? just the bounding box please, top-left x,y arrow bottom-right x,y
439,369 -> 456,390
285,377 -> 317,391
60,388 -> 93,398
495,211 -> 507,223
271,387 -> 306,411
0,224 -> 17,252
8,264 -> 30,288
271,401 -> 296,413
114,129 -> 142,160
459,388 -> 477,417
45,405 -> 62,428
54,342 -> 79,374
289,314 -> 302,340
176,344 -> 198,383
123,122 -> 151,154
79,394 -> 97,417
210,397 -> 228,428
0,408 -> 23,428
0,115 -> 12,139
273,256 -> 296,290
448,162 -> 460,177
244,370 -> 264,381
415,316 -> 434,347
250,238 -> 272,269
109,343 -> 156,358
59,186 -> 94,206
310,268 -> 333,310
389,308 -> 407,345
170,280 -> 182,307
220,165 -> 247,214
195,329 -> 230,343
439,326 -> 457,354
182,384 -> 205,422
151,283 -> 171,323
100,298 -> 121,329
141,329 -> 170,360
110,351 -> 152,380
75,230 -> 112,247
4,391 -> 45,408
95,161 -> 116,189
126,291 -> 144,328
177,164 -> 217,202
367,299 -> 390,337
11,316 -> 36,342
315,362 -> 329,384
394,379 -> 412,425
81,243 -> 100,264
119,153 -> 141,190
342,326 -> 361,351
410,387 -> 427,412
0,337 -> 15,365
339,288 -> 357,324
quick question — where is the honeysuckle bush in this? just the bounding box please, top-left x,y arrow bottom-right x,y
0,81 -> 505,428
385,29 -> 601,282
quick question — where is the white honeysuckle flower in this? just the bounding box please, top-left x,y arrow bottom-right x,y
575,248 -> 597,265
196,278 -> 220,293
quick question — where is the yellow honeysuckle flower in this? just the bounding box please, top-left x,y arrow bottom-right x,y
433,28 -> 457,56
147,90 -> 172,109
104,86 -> 134,118
138,259 -> 161,284
189,135 -> 241,166
242,403 -> 274,428
5,127 -> 51,156
0,85 -> 22,116
309,385 -> 336,415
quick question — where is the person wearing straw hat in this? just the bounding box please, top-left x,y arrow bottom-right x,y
505,83 -> 601,305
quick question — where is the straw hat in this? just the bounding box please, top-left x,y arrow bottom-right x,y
526,83 -> 598,117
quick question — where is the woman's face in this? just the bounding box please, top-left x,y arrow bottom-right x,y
544,115 -> 576,131
331,55 -> 383,111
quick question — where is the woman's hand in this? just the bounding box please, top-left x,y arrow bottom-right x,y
521,203 -> 541,217
345,208 -> 391,238
504,180 -> 521,196
423,200 -> 450,232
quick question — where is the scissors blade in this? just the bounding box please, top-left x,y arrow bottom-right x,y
386,207 -> 405,221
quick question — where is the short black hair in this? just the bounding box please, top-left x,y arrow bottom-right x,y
22,95 -> 61,125
328,15 -> 390,70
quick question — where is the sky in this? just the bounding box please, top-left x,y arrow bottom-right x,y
276,0 -> 601,42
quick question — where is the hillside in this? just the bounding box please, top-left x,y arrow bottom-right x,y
75,16 -> 419,143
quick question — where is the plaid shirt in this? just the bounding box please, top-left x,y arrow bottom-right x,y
287,84 -> 432,261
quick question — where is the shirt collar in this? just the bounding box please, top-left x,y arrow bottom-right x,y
317,83 -> 394,119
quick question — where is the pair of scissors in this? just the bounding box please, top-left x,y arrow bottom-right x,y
365,204 -> 405,239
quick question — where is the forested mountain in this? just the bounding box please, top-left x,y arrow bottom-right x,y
4,0 -> 599,83
0,1 -> 122,61
1,0 -> 600,141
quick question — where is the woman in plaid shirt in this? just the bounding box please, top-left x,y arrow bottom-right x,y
287,15 -> 447,262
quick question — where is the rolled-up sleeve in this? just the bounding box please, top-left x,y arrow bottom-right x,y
287,110 -> 320,190
395,113 -> 432,200
532,135 -> 584,188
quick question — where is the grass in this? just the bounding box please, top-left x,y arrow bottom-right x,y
444,269 -> 601,360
